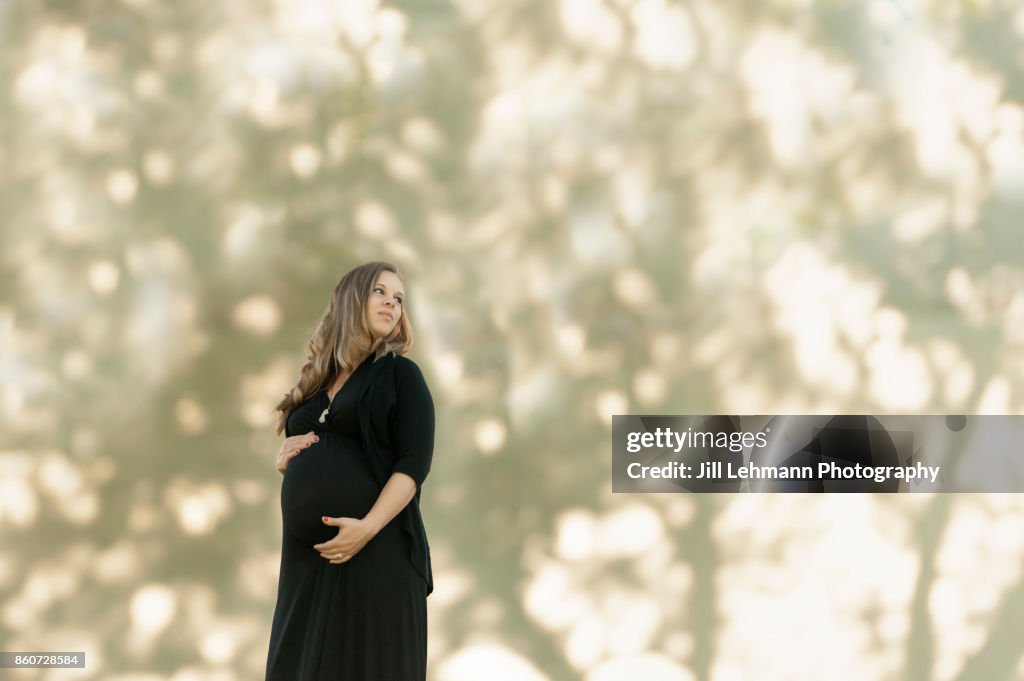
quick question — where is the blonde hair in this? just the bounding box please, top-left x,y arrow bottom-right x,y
274,261 -> 413,435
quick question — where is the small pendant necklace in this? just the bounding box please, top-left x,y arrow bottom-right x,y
319,372 -> 348,423
319,386 -> 332,423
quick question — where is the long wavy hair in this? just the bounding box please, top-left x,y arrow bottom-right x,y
274,261 -> 413,436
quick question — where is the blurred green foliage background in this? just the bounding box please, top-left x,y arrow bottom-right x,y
2,0 -> 1024,679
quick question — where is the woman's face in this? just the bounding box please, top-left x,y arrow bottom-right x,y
365,270 -> 404,340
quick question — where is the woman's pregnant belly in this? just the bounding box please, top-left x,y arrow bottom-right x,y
280,433 -> 381,546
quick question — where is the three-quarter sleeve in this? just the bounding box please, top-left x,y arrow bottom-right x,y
389,359 -> 435,488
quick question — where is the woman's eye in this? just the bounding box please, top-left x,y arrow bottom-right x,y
375,287 -> 402,304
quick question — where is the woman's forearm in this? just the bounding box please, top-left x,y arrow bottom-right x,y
363,472 -> 417,535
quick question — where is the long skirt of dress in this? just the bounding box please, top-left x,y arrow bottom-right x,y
265,428 -> 427,681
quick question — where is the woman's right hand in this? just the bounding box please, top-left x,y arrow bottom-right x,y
276,431 -> 319,475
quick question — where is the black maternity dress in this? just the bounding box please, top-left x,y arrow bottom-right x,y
266,352 -> 428,680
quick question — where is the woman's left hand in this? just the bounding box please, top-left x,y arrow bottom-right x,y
314,516 -> 379,564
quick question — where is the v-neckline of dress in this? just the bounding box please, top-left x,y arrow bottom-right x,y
319,372 -> 353,425
326,372 -> 352,406
320,353 -> 373,422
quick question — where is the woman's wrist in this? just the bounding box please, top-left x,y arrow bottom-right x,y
362,514 -> 385,536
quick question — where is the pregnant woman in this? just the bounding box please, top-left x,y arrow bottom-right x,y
265,261 -> 435,680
